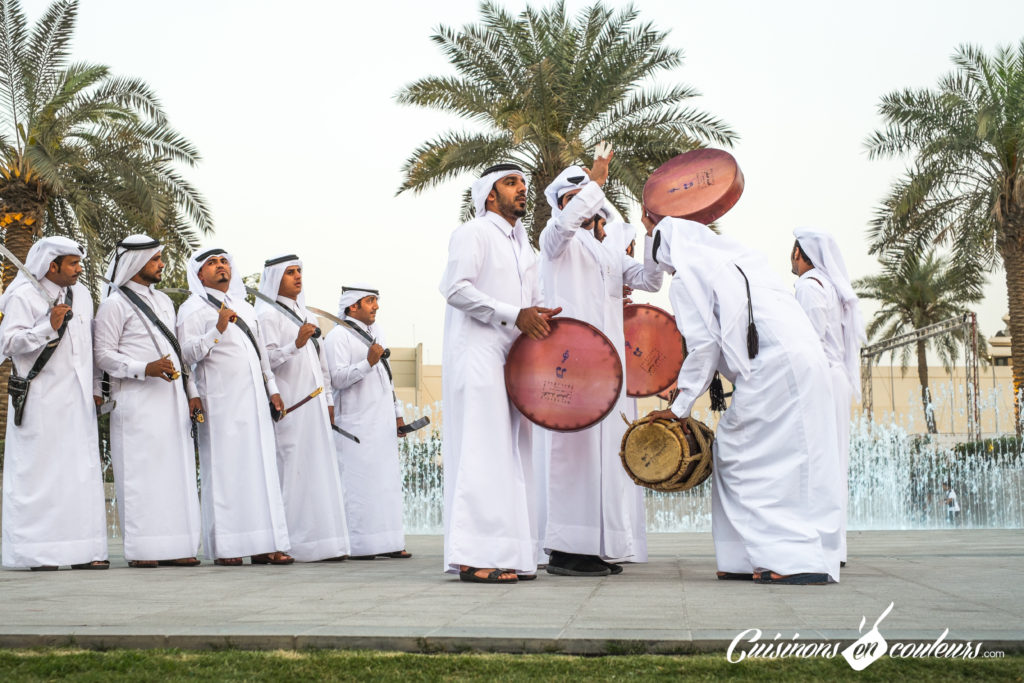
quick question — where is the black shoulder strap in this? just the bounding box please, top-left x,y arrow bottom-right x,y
120,286 -> 186,371
276,301 -> 319,354
21,287 -> 73,380
207,293 -> 262,361
341,319 -> 391,381
807,276 -> 824,288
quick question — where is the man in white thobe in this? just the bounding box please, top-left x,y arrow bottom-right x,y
0,237 -> 108,570
538,160 -> 663,577
644,217 -> 843,585
791,229 -> 866,566
440,163 -> 559,584
93,235 -> 202,568
325,284 -> 410,560
257,254 -> 350,562
176,247 -> 292,566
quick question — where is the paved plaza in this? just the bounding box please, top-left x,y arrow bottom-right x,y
0,530 -> 1020,654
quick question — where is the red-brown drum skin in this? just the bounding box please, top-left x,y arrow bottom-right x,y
623,304 -> 685,398
643,148 -> 744,224
504,318 -> 623,432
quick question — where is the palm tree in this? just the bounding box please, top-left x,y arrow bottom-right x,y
395,1 -> 736,246
0,0 -> 211,429
854,250 -> 986,433
865,41 -> 1024,419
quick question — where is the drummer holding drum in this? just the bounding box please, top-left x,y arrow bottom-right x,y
639,151 -> 844,584
537,146 -> 664,577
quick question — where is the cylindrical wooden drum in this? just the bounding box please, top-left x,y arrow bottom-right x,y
619,416 -> 714,492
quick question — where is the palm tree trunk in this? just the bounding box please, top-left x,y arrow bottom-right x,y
0,202 -> 47,437
916,338 -> 936,433
528,171 -> 554,250
1001,232 -> 1024,435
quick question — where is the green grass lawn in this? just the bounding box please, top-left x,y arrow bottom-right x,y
0,649 -> 1019,681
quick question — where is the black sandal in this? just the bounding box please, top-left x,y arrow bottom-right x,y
754,571 -> 830,585
717,572 -> 754,581
459,567 -> 518,584
379,550 -> 412,559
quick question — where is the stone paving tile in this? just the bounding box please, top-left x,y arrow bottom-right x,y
1,531 -> 1021,652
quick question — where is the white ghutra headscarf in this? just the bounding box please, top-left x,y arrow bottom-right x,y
257,253 -> 304,315
0,236 -> 84,309
102,234 -> 162,299
793,227 -> 867,399
470,163 -> 527,217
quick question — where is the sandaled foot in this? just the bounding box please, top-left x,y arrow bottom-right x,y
157,557 -> 201,567
251,551 -> 294,565
214,557 -> 243,566
754,571 -> 830,585
379,550 -> 412,559
459,566 -> 517,583
717,571 -> 754,581
128,560 -> 158,569
30,565 -> 58,572
546,551 -> 610,577
70,560 -> 109,570
321,555 -> 348,562
516,574 -> 537,581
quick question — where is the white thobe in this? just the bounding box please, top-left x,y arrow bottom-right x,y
795,268 -> 851,562
669,259 -> 843,580
1,280 -> 108,568
259,299 -> 350,562
440,210 -> 542,575
325,318 -> 405,556
93,282 -> 201,561
538,182 -> 662,561
177,288 -> 290,559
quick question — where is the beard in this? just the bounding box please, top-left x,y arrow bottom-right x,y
498,193 -> 527,218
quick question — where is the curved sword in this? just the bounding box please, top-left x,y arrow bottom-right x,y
246,286 -> 321,338
100,276 -> 179,379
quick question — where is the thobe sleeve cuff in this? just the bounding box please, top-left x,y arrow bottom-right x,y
186,375 -> 198,399
31,319 -> 58,343
199,326 -> 220,356
325,393 -> 334,407
670,392 -> 694,419
265,378 -> 280,397
394,399 -> 404,418
126,359 -> 148,381
493,301 -> 520,330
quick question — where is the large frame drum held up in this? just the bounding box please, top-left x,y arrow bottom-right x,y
643,149 -> 744,224
623,304 -> 685,397
619,416 -> 714,492
504,317 -> 623,432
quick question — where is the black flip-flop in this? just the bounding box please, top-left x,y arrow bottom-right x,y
717,572 -> 754,581
597,558 -> 624,575
459,567 -> 518,584
30,566 -> 58,572
349,555 -> 376,560
755,572 -> 830,585
379,550 -> 413,559
516,574 -> 537,581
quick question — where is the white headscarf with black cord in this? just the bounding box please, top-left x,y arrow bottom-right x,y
102,234 -> 162,299
257,253 -> 304,315
337,283 -> 380,319
470,163 -> 527,218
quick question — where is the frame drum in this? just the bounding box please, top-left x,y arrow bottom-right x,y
623,304 -> 685,397
643,149 -> 744,224
504,318 -> 623,432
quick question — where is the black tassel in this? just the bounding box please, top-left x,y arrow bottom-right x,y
735,265 -> 759,360
709,372 -> 727,412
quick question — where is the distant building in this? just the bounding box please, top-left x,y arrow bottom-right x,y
987,313 -> 1011,367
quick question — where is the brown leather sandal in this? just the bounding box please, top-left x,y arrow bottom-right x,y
70,560 -> 109,570
214,557 -> 243,566
251,551 -> 294,565
128,560 -> 158,569
157,557 -> 201,567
